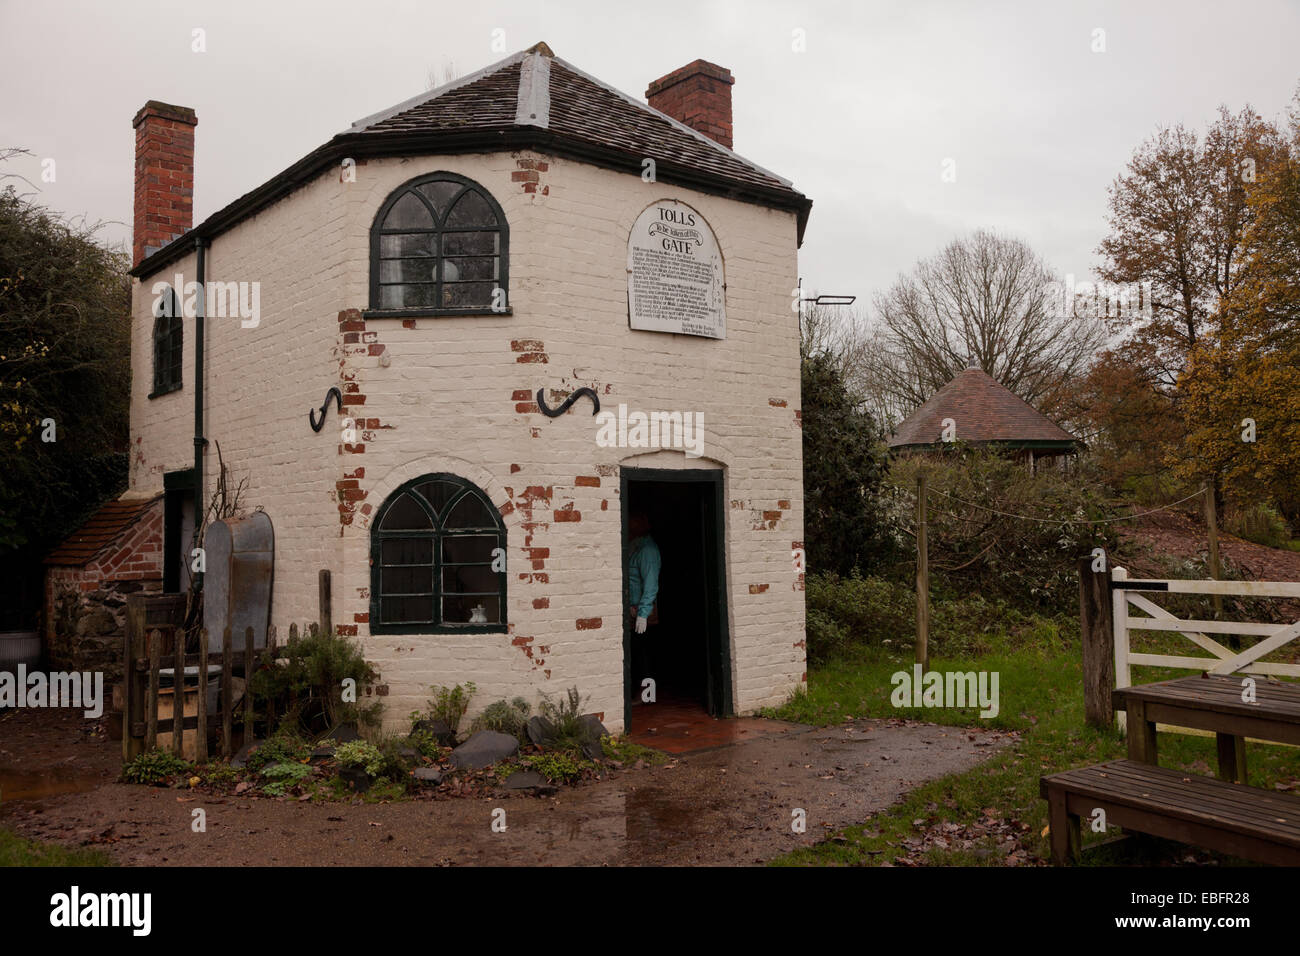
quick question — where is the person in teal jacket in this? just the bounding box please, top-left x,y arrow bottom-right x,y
627,511 -> 661,635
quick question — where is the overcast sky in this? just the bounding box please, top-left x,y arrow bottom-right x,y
2,0 -> 1297,304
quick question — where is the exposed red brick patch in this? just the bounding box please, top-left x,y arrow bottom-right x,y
554,506 -> 581,522
748,584 -> 769,594
510,463 -> 521,473
402,319 -> 416,329
575,617 -> 602,630
511,339 -> 545,352
511,389 -> 531,402
575,476 -> 600,487
533,598 -> 549,609
601,500 -> 608,511
762,510 -> 782,521
778,500 -> 791,510
354,612 -> 369,624
336,624 -> 359,636
596,463 -> 616,477
516,352 -> 548,364
769,398 -> 788,407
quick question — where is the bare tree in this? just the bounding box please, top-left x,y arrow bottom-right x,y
864,230 -> 1105,422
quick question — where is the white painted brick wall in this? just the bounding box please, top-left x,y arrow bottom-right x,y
130,150 -> 806,733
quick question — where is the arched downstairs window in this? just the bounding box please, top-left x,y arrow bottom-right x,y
151,286 -> 183,397
369,172 -> 509,315
369,475 -> 507,633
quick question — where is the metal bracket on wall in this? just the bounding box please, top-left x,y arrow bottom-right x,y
536,386 -> 601,418
309,387 -> 344,432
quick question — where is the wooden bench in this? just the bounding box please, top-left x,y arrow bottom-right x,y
1040,759 -> 1300,865
1113,675 -> 1300,783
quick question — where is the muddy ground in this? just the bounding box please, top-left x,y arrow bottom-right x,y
0,706 -> 1012,866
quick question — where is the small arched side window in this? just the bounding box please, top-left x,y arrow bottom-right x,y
369,172 -> 509,315
369,474 -> 507,633
151,286 -> 183,397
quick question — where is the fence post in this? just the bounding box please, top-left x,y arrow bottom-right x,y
1112,566 -> 1130,734
172,630 -> 184,758
123,595 -> 147,764
221,626 -> 233,759
244,626 -> 255,741
196,628 -> 209,764
1079,556 -> 1115,729
915,471 -> 930,672
146,628 -> 161,751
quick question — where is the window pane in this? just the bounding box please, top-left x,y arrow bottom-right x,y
442,232 -> 498,256
442,564 -> 497,593
443,256 -> 498,281
381,595 -> 433,623
444,495 -> 496,530
381,283 -> 438,309
381,537 -> 433,565
380,233 -> 435,257
445,190 -> 496,228
417,181 -> 462,217
383,192 -> 434,229
413,480 -> 459,517
379,492 -> 432,530
380,258 -> 437,284
381,565 -> 433,595
441,281 -> 495,309
442,534 -> 497,563
441,594 -> 500,625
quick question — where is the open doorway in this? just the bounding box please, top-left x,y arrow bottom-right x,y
621,468 -> 731,730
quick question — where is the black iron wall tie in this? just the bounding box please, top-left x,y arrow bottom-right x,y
310,387 -> 344,432
536,386 -> 600,418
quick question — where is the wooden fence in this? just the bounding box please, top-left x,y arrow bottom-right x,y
1080,560 -> 1300,731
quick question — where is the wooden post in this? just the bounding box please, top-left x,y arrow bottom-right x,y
123,595 -> 148,763
1203,481 -> 1225,622
146,627 -> 161,751
915,472 -> 929,671
1078,556 -> 1115,729
171,630 -> 184,757
221,626 -> 233,759
243,626 -> 255,740
1112,566 -> 1130,734
319,570 -> 332,635
195,628 -> 209,764
267,625 -> 278,732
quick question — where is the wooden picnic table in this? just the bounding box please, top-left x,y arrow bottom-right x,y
1113,674 -> 1300,784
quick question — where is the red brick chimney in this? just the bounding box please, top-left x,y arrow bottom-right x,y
132,100 -> 197,267
646,60 -> 734,149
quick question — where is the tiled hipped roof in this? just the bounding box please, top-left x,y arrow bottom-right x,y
44,495 -> 161,566
888,368 -> 1078,449
132,42 -> 811,278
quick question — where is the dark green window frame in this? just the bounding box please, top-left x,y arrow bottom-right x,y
365,172 -> 510,318
369,473 -> 508,635
150,287 -> 183,398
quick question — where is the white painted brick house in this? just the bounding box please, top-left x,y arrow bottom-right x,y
125,43 -> 812,733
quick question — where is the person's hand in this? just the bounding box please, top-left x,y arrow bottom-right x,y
635,616 -> 648,634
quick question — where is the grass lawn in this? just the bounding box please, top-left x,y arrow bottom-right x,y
766,621 -> 1300,866
0,828 -> 113,867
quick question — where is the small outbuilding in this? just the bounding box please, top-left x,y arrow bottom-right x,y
887,368 -> 1079,469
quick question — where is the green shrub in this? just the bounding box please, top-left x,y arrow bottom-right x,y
333,740 -> 385,778
471,697 -> 531,738
1225,501 -> 1292,549
244,730 -> 311,772
539,686 -> 587,744
408,727 -> 443,760
415,682 -> 476,736
524,750 -> 591,783
249,626 -> 381,737
260,761 -> 314,796
123,749 -> 193,786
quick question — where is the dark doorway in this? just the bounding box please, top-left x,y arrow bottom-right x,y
621,468 -> 731,729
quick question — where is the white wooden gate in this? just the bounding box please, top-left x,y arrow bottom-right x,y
1111,566 -> 1300,730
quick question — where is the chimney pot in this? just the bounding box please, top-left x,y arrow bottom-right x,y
646,59 -> 734,149
133,100 -> 197,267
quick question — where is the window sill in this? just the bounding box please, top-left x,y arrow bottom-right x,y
366,308 -> 512,319
148,384 -> 182,399
368,623 -> 509,635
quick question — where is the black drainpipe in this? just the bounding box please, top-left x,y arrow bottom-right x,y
193,236 -> 208,589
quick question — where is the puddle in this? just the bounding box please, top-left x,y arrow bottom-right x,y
0,768 -> 106,804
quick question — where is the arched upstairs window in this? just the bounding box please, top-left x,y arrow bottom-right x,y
150,286 -> 183,397
368,172 -> 509,316
369,474 -> 507,633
